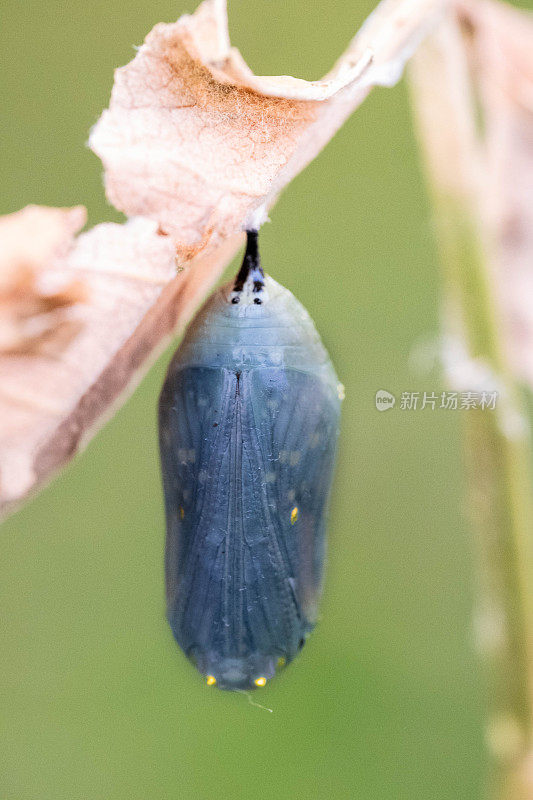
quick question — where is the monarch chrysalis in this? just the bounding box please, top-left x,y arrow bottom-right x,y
159,231 -> 342,690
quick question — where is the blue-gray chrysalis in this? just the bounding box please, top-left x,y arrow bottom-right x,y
159,231 -> 342,690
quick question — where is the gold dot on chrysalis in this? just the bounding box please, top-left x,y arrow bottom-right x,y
290,506 -> 298,525
254,677 -> 267,687
179,506 -> 185,520
206,675 -> 216,686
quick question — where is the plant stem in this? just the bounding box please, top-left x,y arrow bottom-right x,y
408,18 -> 533,797
433,195 -> 533,800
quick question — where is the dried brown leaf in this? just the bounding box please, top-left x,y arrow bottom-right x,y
464,0 -> 533,391
90,0 -> 444,257
409,0 -> 533,388
2,0 -> 443,518
0,205 -> 87,354
0,208 -> 241,516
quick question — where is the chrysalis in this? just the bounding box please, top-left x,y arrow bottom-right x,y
159,232 -> 342,690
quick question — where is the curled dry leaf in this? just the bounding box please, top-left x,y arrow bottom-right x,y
90,0 -> 444,258
0,207 -> 241,516
1,0 -> 442,518
0,205 -> 87,354
466,0 -> 533,392
409,0 -> 533,389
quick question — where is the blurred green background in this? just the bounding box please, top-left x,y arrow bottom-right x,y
3,1 -> 530,798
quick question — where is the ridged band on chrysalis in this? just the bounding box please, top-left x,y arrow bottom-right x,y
159,231 -> 342,690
